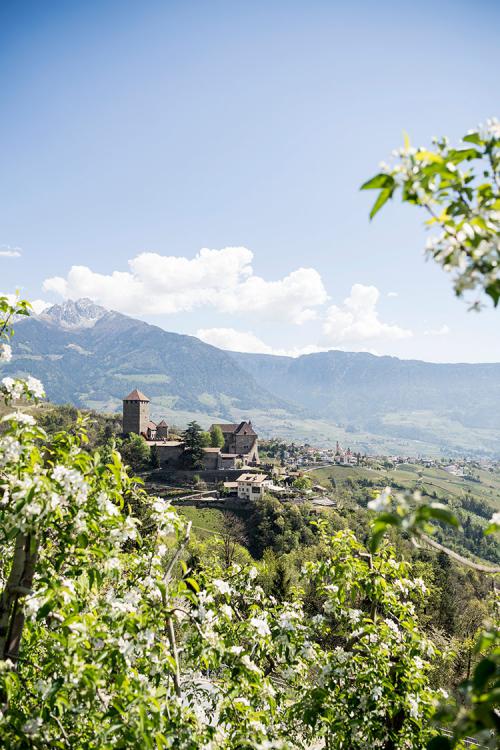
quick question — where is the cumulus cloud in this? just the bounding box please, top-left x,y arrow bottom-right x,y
424,324 -> 450,336
196,327 -> 325,358
0,246 -> 22,258
322,284 -> 412,344
43,247 -> 328,324
31,299 -> 52,314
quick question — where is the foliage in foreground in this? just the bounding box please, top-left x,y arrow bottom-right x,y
362,118 -> 500,307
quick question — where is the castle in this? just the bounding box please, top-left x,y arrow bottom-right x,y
122,389 -> 259,470
122,389 -> 170,440
210,421 -> 259,463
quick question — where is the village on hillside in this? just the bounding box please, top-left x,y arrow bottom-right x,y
121,388 -> 499,510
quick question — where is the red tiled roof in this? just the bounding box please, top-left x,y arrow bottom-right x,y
147,421 -> 157,430
123,388 -> 150,401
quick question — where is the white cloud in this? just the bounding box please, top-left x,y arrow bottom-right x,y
0,246 -> 22,258
196,327 -> 325,358
387,291 -> 399,298
43,247 -> 328,324
31,299 -> 52,314
424,324 -> 450,336
322,284 -> 412,344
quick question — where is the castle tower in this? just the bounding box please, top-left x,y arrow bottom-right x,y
122,389 -> 150,436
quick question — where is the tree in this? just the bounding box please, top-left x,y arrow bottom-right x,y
118,432 -> 151,472
150,442 -> 160,469
210,424 -> 225,449
200,430 -> 212,447
181,420 -> 205,469
221,512 -> 248,568
361,119 -> 500,306
292,475 -> 312,491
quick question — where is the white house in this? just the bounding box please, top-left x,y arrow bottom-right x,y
237,473 -> 271,500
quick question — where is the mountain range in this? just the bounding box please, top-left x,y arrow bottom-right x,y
3,298 -> 500,457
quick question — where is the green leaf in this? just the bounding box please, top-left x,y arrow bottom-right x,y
426,505 -> 459,528
484,521 -> 500,535
36,598 -> 54,620
447,148 -> 480,163
473,657 -> 496,690
369,186 -> 394,220
485,280 -> 500,307
414,150 -> 444,164
184,577 -> 200,593
360,173 -> 395,191
427,737 -> 451,750
463,132 -> 482,145
375,512 -> 400,525
370,523 -> 388,553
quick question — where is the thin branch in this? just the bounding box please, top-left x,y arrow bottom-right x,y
163,521 -> 192,585
416,534 -> 500,574
166,617 -> 181,698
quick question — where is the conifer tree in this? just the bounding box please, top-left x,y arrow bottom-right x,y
181,420 -> 205,469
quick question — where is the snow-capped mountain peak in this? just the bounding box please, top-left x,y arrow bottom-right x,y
39,298 -> 108,329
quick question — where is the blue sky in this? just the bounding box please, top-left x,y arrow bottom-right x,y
1,0 -> 499,362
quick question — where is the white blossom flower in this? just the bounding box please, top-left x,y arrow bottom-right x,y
53,466 -> 88,497
0,343 -> 12,362
413,577 -> 427,594
407,695 -> 420,719
347,608 -> 363,624
278,610 -> 299,631
367,487 -> 391,512
249,616 -> 270,637
22,717 -> 43,736
240,654 -> 260,673
490,511 -> 500,526
1,376 -> 24,400
26,376 -> 45,398
220,604 -> 233,619
212,579 -> 232,595
2,411 -> 36,425
0,436 -> 23,466
0,658 -> 15,673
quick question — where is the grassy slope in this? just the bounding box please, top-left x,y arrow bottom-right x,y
309,463 -> 500,511
177,506 -> 227,540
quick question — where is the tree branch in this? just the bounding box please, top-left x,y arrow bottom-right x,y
417,533 -> 500,573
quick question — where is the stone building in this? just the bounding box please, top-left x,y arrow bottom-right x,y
210,421 -> 259,464
156,420 -> 169,440
237,472 -> 271,500
147,442 -> 240,471
122,389 -> 150,436
122,389 -> 168,440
